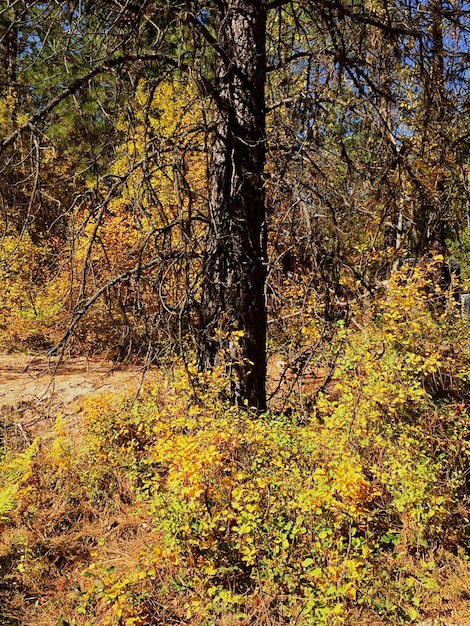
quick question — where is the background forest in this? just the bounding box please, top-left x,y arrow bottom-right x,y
2,0 -> 470,624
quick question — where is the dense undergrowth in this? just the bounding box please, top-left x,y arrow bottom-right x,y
1,260 -> 470,625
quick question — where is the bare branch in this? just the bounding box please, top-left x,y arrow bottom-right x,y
0,53 -> 206,155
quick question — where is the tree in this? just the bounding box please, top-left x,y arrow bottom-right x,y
198,0 -> 268,410
1,0 -> 469,409
0,0 -> 270,408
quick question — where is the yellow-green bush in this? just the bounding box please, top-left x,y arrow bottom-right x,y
2,262 -> 470,625
0,439 -> 39,525
76,262 -> 470,624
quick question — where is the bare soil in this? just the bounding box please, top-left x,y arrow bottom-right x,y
0,353 -> 150,441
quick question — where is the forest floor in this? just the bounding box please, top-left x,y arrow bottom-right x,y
0,353 -> 152,445
1,353 -> 470,626
0,352 -> 296,440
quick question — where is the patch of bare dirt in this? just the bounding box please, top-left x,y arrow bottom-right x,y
0,353 -> 150,439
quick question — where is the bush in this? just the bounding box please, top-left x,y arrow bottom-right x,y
1,264 -> 470,625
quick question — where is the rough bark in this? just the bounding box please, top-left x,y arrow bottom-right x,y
198,0 -> 267,410
0,5 -> 18,98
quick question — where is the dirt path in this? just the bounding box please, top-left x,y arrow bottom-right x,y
0,354 -> 149,438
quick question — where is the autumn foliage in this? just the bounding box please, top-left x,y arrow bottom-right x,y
1,264 -> 470,625
1,0 -> 470,622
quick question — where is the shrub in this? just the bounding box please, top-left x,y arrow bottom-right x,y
2,263 -> 470,625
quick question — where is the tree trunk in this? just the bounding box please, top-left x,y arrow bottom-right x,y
198,0 -> 267,410
0,4 -> 19,133
411,0 -> 447,254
